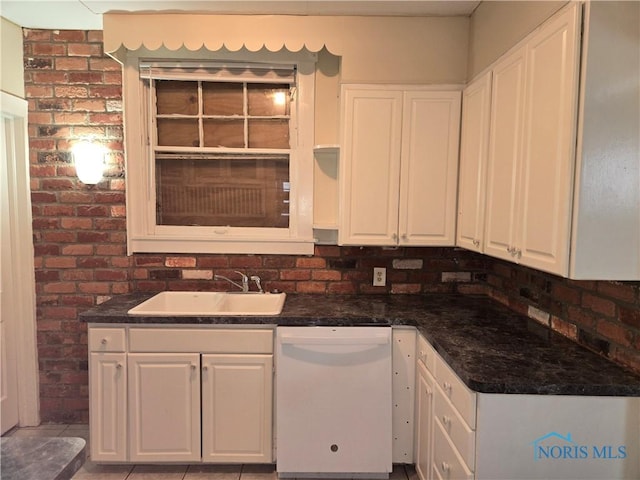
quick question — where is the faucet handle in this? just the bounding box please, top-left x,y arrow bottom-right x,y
234,271 -> 249,292
250,275 -> 264,293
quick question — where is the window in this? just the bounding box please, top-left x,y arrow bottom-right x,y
123,56 -> 315,254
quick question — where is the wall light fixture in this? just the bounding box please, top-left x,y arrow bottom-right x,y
72,140 -> 106,185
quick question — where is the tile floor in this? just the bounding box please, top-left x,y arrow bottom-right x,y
3,424 -> 418,480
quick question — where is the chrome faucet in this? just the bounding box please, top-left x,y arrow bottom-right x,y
214,271 -> 249,293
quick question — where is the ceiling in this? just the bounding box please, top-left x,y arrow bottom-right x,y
1,1 -> 481,30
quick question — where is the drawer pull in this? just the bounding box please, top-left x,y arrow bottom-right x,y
443,381 -> 452,392
442,415 -> 451,427
101,338 -> 108,345
441,461 -> 450,473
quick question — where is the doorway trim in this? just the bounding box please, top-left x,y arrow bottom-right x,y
1,91 -> 40,426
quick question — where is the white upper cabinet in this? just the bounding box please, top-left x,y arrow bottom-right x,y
456,72 -> 492,253
518,5 -> 580,274
483,44 -> 528,264
484,4 -> 581,276
399,91 -> 461,246
339,86 -> 461,246
340,87 -> 403,246
472,1 -> 640,279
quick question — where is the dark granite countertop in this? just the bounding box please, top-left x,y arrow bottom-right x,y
1,437 -> 86,480
80,293 -> 640,397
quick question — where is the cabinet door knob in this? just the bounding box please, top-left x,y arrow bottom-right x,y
392,233 -> 398,242
202,365 -> 208,371
473,239 -> 480,247
443,381 -> 452,392
442,415 -> 451,426
101,338 -> 108,345
191,364 -> 197,371
441,461 -> 450,473
401,234 -> 408,241
116,363 -> 122,369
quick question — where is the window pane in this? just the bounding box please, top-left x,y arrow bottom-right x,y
203,119 -> 244,148
156,80 -> 198,115
248,119 -> 289,148
248,84 -> 290,116
203,82 -> 243,116
156,155 -> 290,228
157,119 -> 200,147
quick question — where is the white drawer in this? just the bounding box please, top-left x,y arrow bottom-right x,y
435,354 -> 476,428
416,333 -> 437,374
128,327 -> 273,353
433,418 -> 474,480
88,327 -> 126,352
434,382 -> 476,470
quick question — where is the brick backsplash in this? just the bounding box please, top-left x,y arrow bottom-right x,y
23,28 -> 640,423
484,259 -> 640,376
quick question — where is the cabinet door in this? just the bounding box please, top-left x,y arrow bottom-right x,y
457,72 -> 492,252
128,353 -> 201,462
484,46 -> 527,262
518,5 -> 580,275
201,354 -> 273,463
415,361 -> 435,480
399,91 -> 461,246
89,353 -> 127,462
339,87 -> 403,245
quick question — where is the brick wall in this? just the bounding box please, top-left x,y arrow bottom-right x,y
23,28 -> 640,424
24,29 -> 128,423
485,259 -> 640,375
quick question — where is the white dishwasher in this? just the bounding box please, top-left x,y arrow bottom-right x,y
276,326 -> 392,478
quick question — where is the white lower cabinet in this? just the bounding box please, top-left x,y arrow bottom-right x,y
415,334 -> 476,480
201,354 -> 273,463
128,353 -> 201,462
88,325 -> 274,464
89,352 -> 127,461
415,333 -> 640,480
415,361 -> 435,480
89,327 -> 127,462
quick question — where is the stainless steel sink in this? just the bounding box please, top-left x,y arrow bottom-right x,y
127,291 -> 286,316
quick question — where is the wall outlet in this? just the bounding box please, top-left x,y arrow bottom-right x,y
373,267 -> 386,286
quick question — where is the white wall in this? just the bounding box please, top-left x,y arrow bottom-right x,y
0,17 -> 25,98
104,14 -> 470,85
467,0 -> 568,80
104,14 -> 470,146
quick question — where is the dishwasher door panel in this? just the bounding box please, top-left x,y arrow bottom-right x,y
276,326 -> 393,476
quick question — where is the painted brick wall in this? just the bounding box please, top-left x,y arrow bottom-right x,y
23,28 -> 640,424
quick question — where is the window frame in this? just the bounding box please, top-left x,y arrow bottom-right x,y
122,51 -> 316,255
